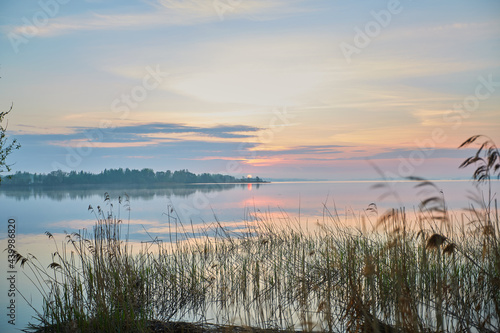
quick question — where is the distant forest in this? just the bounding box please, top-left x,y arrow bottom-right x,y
2,168 -> 266,186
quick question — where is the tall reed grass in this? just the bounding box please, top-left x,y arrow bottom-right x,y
13,136 -> 500,332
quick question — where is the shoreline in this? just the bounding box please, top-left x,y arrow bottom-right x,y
0,180 -> 271,190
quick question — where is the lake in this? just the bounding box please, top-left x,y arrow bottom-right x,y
1,179 -> 497,332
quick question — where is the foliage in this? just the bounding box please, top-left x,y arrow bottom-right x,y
0,103 -> 21,184
2,168 -> 265,186
459,135 -> 500,183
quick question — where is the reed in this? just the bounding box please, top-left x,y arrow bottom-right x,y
14,136 -> 499,332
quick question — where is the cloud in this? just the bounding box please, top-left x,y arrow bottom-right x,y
154,0 -> 301,20
340,147 -> 475,161
11,126 -> 262,174
50,141 -> 160,148
227,143 -> 476,168
168,69 -> 326,106
7,12 -> 163,37
6,0 -> 308,37
149,33 -> 335,107
110,123 -> 259,138
195,145 -> 348,164
250,145 -> 348,156
412,109 -> 451,127
13,122 -> 262,162
16,122 -> 261,148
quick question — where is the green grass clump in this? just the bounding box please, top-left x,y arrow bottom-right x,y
16,195 -> 153,332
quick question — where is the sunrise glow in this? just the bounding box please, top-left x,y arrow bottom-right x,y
1,1 -> 498,180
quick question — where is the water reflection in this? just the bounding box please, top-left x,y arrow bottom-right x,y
1,180 -> 498,332
0,183 -> 263,201
1,180 -> 495,240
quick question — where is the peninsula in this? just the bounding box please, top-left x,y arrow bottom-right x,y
1,168 -> 269,187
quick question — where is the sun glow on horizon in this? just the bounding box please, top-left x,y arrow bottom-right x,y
1,1 -> 498,178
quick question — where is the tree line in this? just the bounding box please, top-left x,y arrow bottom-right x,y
2,168 -> 264,186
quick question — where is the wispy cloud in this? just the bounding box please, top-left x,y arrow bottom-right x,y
7,12 -> 164,37
110,123 -> 259,138
7,0 -> 308,37
154,0 -> 304,20
249,145 -> 348,156
49,140 -> 161,149
29,122 -> 262,148
3,0 -> 499,179
340,147 -> 474,162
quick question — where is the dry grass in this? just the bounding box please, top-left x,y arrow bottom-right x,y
13,136 -> 500,333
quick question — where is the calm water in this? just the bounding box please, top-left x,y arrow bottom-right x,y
0,180 -> 497,332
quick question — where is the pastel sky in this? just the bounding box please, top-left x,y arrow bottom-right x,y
0,0 -> 499,180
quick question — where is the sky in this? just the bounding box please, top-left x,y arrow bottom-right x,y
0,0 -> 499,180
